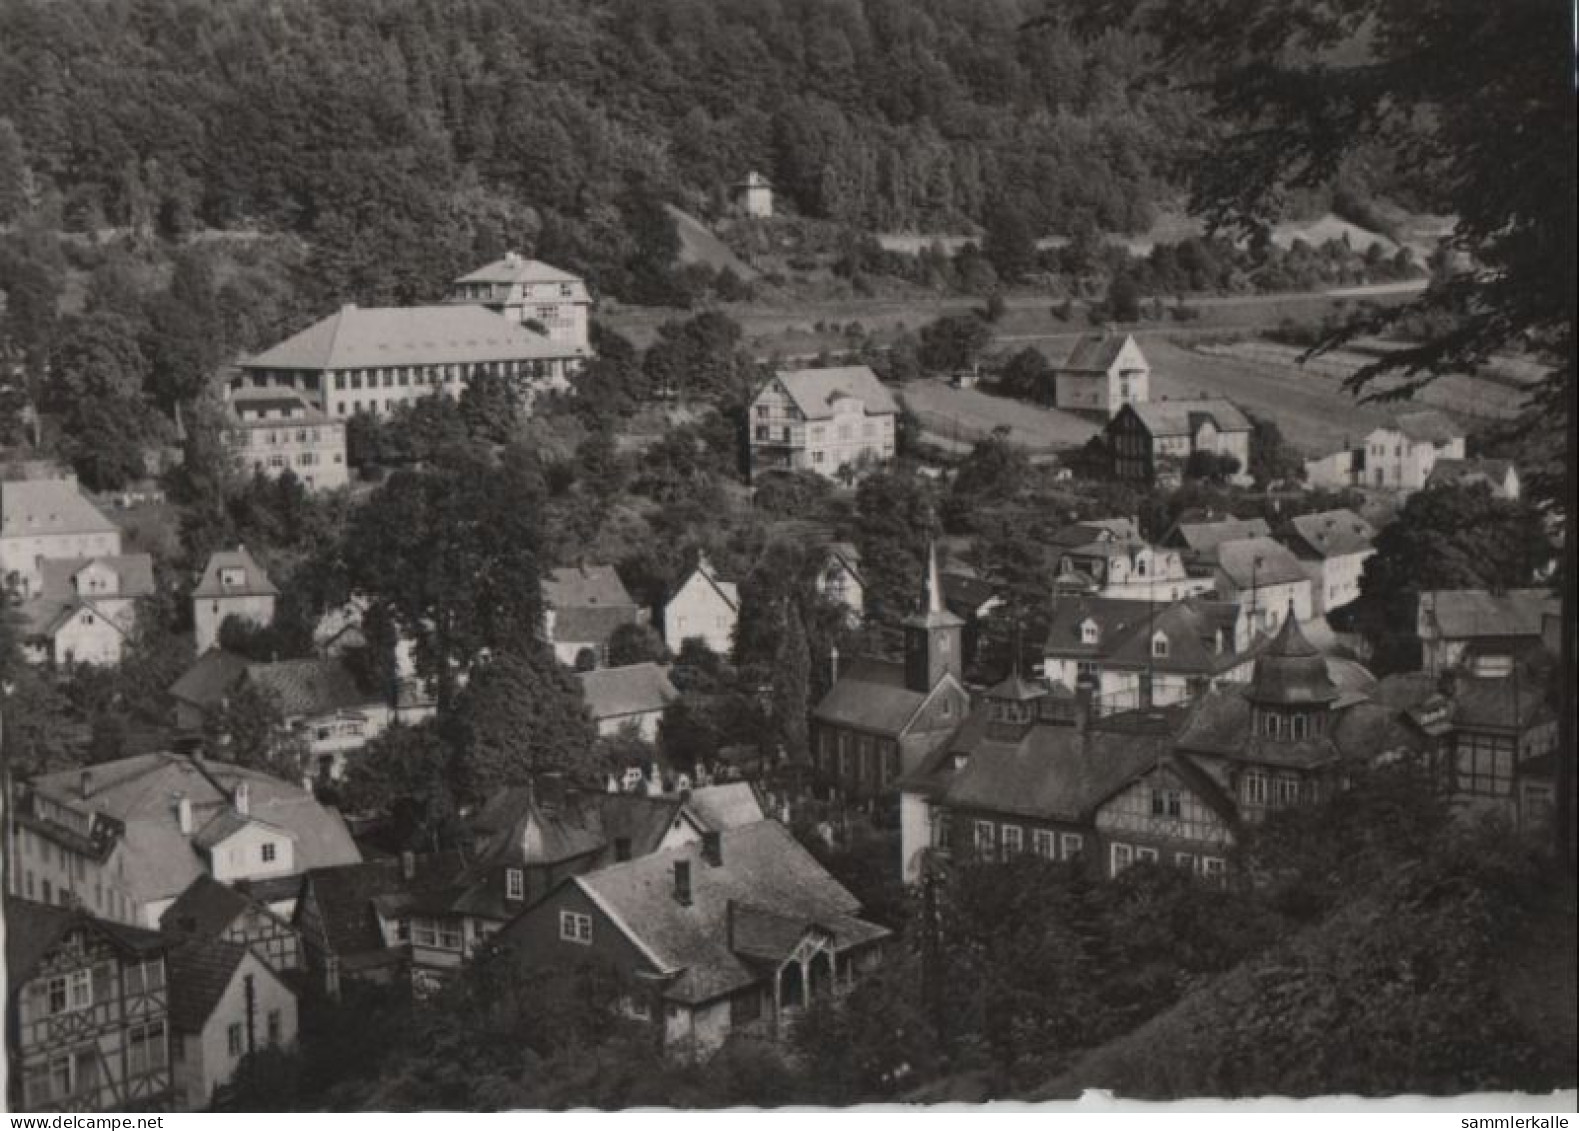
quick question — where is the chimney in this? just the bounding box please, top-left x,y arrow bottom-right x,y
701,831 -> 722,867
400,850 -> 416,882
234,781 -> 250,817
79,770 -> 93,800
673,860 -> 692,906
175,793 -> 193,836
829,644 -> 840,685
615,836 -> 632,863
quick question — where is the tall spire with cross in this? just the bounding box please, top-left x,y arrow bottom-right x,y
903,540 -> 965,693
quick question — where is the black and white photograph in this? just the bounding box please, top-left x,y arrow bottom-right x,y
0,0 -> 1574,1115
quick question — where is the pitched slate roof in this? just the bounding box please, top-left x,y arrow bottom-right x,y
193,547 -> 277,599
572,821 -> 889,1005
38,554 -> 156,600
159,874 -> 257,938
1283,509 -> 1375,560
228,387 -> 332,426
576,662 -> 678,721
1058,332 -> 1142,373
1127,398 -> 1251,437
1421,588 -> 1556,640
168,649 -> 252,710
1426,458 -> 1516,493
544,564 -> 641,644
166,937 -> 250,1032
1391,409 -> 1460,446
468,783 -> 685,871
812,657 -> 930,735
1174,686 -> 1419,771
300,852 -> 468,959
1246,616 -> 1340,706
1165,516 -> 1271,556
771,366 -> 899,420
939,571 -> 1000,618
1044,596 -> 1245,675
4,898 -> 167,987
683,783 -> 767,831
245,657 -> 378,718
1051,518 -> 1142,548
1,478 -> 120,539
1214,536 -> 1309,589
27,753 -> 361,908
242,304 -> 571,371
454,254 -> 585,287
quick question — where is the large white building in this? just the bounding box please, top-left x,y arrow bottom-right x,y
1052,332 -> 1150,417
233,302 -> 585,419
1279,509 -> 1376,615
1,476 -> 123,597
748,366 -> 898,481
1212,536 -> 1314,633
1304,410 -> 1465,493
225,387 -> 348,491
663,554 -> 739,656
448,253 -> 591,350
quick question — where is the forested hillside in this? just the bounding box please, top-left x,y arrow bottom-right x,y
3,0 -> 1238,306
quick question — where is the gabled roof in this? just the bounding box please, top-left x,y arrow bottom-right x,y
192,808 -> 293,853
1051,518 -> 1142,548
812,658 -> 929,735
544,564 -> 636,610
5,898 -> 167,988
1174,686 -> 1420,771
1044,596 -> 1245,674
454,254 -> 585,287
1283,510 -> 1375,560
669,557 -> 739,613
245,657 -> 379,718
1426,458 -> 1516,492
159,873 -> 264,939
940,571 -> 1000,617
27,752 -> 361,907
168,649 -> 252,709
299,852 -> 468,959
468,782 -> 685,871
1124,398 -> 1251,437
38,554 -> 156,600
1,477 -> 120,539
193,547 -> 277,599
576,662 -> 678,721
1164,516 -> 1271,556
228,388 -> 332,427
166,937 -> 251,1032
683,783 -> 767,831
1391,410 -> 1460,445
1214,537 -> 1309,589
242,304 -> 572,371
571,821 -> 889,1005
769,366 -> 899,421
1421,588 -> 1556,640
1057,332 -> 1143,373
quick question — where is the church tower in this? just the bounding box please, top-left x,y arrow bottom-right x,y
903,542 -> 965,694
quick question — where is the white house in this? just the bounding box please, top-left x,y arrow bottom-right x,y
224,388 -> 348,492
1426,458 -> 1521,500
1358,410 -> 1464,492
19,553 -> 155,665
448,253 -> 592,350
542,564 -> 645,668
1279,509 -> 1376,615
1,476 -> 123,597
817,541 -> 865,624
1416,588 -> 1558,677
748,366 -> 898,481
192,547 -> 277,655
1211,536 -> 1313,633
731,171 -> 774,218
167,939 -> 298,1111
663,554 -> 739,656
576,662 -> 680,741
1053,332 -> 1150,417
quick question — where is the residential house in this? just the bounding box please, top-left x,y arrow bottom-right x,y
18,554 -> 155,665
663,553 -> 739,655
7,752 -> 361,928
939,570 -> 1006,673
224,387 -> 348,492
1052,534 -> 1214,602
232,302 -> 584,420
1,476 -> 122,597
1105,399 -> 1252,484
166,938 -> 297,1110
1052,332 -> 1150,417
1042,595 -> 1252,716
542,564 -> 644,667
748,366 -> 898,480
1358,410 -> 1465,492
1211,537 -> 1314,633
159,874 -> 303,974
1278,509 -> 1376,615
192,547 -> 277,655
494,821 -> 890,1056
896,677 -> 1175,884
811,545 -> 972,801
816,541 -> 865,624
731,170 -> 774,218
576,662 -> 679,740
4,898 -> 172,1112
167,654 -> 402,783
447,252 -> 592,349
1425,458 -> 1521,500
1159,515 -> 1271,566
1416,588 -> 1558,676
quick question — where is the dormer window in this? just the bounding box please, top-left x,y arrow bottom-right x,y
1151,632 -> 1169,658
219,568 -> 246,590
506,868 -> 525,901
1080,618 -> 1100,645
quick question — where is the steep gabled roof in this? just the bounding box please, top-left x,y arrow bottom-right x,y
1045,596 -> 1245,674
1,478 -> 120,539
1426,457 -> 1517,492
1164,516 -> 1271,556
770,366 -> 899,420
572,821 -> 889,1005
576,662 -> 678,721
1126,398 -> 1251,437
193,547 -> 277,599
299,852 -> 467,959
244,657 -> 379,718
1214,537 -> 1309,589
1422,588 -> 1556,640
159,874 -> 261,938
168,649 -> 252,710
1058,332 -> 1143,373
454,255 -> 585,287
242,304 -> 572,371
1392,409 -> 1460,445
166,937 -> 250,1032
4,898 -> 166,988
683,783 -> 767,831
1283,509 -> 1375,560
812,658 -> 929,735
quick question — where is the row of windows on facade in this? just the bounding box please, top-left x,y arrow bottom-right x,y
14,827 -> 133,921
456,282 -> 577,301
327,359 -> 556,392
230,428 -> 328,446
36,959 -> 164,1020
251,452 -> 341,471
1250,708 -> 1327,740
22,1020 -> 166,1108
752,420 -> 888,444
816,733 -> 902,783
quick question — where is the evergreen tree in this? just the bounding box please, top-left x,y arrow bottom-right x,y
769,598 -> 811,768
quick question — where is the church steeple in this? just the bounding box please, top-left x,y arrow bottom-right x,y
902,541 -> 964,693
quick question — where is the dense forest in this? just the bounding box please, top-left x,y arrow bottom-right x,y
0,0 -> 1428,308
